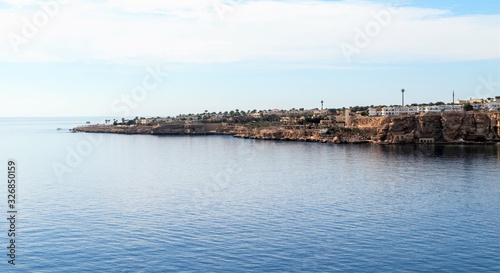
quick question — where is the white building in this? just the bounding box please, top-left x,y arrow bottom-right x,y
287,110 -> 300,116
370,104 -> 463,116
408,106 -> 420,114
313,109 -> 328,116
443,105 -> 463,111
369,108 -> 381,116
472,103 -> 484,110
423,106 -> 442,113
488,102 -> 500,111
381,107 -> 401,116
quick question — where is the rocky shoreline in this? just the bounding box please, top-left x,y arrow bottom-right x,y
73,112 -> 500,145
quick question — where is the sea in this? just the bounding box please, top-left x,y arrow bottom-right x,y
0,117 -> 499,272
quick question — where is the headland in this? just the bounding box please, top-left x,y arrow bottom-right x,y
74,111 -> 500,145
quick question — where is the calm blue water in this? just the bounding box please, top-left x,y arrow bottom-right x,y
0,117 -> 499,272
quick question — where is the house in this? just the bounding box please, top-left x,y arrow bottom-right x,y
456,98 -> 484,105
381,107 -> 401,116
442,105 -> 463,112
472,103 -> 484,110
408,106 -> 420,114
488,102 -> 500,111
280,117 -> 292,123
156,118 -> 173,123
250,112 -> 262,118
313,109 -> 328,116
423,106 -> 442,113
270,109 -> 284,116
369,108 -> 381,116
374,104 -> 462,116
319,120 -> 335,126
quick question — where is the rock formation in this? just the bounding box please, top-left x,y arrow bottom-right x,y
74,123 -> 210,135
373,112 -> 499,144
73,112 -> 500,144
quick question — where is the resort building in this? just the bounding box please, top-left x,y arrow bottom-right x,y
369,108 -> 380,116
381,107 -> 402,116
369,105 -> 463,117
488,102 -> 500,111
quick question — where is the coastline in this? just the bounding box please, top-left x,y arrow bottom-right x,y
73,112 -> 500,145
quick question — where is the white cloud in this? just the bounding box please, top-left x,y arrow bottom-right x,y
2,0 -> 41,7
0,0 -> 498,65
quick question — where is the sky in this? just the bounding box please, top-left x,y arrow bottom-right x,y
0,0 -> 499,117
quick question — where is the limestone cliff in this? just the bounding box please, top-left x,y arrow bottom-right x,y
74,123 -> 215,135
373,112 -> 500,144
73,112 -> 500,144
231,112 -> 500,144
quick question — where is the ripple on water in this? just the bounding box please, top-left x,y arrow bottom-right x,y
2,120 -> 499,272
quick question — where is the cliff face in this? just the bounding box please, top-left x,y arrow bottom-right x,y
74,125 -> 154,134
231,112 -> 500,144
232,127 -> 374,143
374,114 -> 442,144
74,123 -> 219,135
374,112 -> 500,144
234,127 -> 322,142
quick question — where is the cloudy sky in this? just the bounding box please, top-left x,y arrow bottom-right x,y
0,0 -> 498,117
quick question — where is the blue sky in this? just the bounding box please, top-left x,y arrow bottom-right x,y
402,0 -> 500,15
0,0 -> 499,117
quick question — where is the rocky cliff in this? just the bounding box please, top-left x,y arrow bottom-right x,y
73,112 -> 500,144
232,126 -> 374,143
74,123 -> 213,135
373,112 -> 500,144
230,112 -> 500,144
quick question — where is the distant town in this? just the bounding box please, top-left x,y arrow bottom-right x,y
109,96 -> 500,127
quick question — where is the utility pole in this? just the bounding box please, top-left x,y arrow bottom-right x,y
452,90 -> 455,105
401,89 -> 405,107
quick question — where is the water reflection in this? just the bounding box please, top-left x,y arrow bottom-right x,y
377,144 -> 500,159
